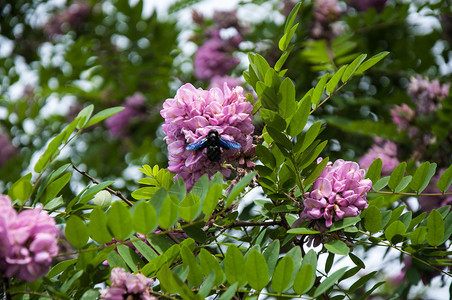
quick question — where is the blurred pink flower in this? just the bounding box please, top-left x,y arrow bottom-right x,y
407,75 -> 450,115
301,159 -> 372,227
390,103 -> 415,132
194,31 -> 241,80
44,1 -> 90,38
312,0 -> 342,39
106,93 -> 147,137
160,83 -> 254,189
0,132 -> 18,167
209,76 -> 244,90
350,0 -> 388,12
359,138 -> 399,175
0,195 -> 59,282
100,267 -> 156,300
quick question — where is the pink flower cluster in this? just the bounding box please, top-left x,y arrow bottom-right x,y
301,159 -> 372,227
407,75 -> 450,115
194,30 -> 241,80
312,0 -> 342,39
160,83 -> 254,189
350,0 -> 388,12
44,1 -> 90,38
0,195 -> 59,282
359,138 -> 399,175
106,93 -> 148,137
0,131 -> 17,167
100,267 -> 156,300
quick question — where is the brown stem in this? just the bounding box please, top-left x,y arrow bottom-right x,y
72,165 -> 133,206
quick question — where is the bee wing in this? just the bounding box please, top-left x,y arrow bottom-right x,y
219,137 -> 242,149
186,138 -> 208,150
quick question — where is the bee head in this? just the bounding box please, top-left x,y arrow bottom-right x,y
207,129 -> 219,139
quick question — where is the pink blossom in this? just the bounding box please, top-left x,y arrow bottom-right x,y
160,83 -> 254,189
359,138 -> 399,175
0,132 -> 18,167
389,103 -> 415,132
209,76 -> 244,90
350,0 -> 388,12
407,75 -> 450,115
106,93 -> 148,137
44,1 -> 90,38
301,159 -> 372,227
100,267 -> 156,300
311,0 -> 342,39
194,32 -> 241,80
0,196 -> 59,282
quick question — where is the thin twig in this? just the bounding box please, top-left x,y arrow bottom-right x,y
72,165 -> 133,206
372,190 -> 452,196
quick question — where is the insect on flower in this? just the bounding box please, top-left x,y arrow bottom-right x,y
186,129 -> 241,162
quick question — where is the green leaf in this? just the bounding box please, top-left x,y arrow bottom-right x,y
224,245 -> 246,286
199,248 -> 225,286
275,45 -> 294,72
132,240 -> 158,262
181,245 -> 203,287
419,163 -> 437,193
328,217 -> 361,232
225,171 -> 256,207
355,51 -> 389,75
219,282 -> 238,300
158,265 -> 198,299
326,65 -> 346,95
263,240 -> 280,277
80,180 -> 115,204
296,121 -> 322,153
48,258 -> 76,278
283,2 -> 301,33
293,264 -> 314,295
342,54 -> 367,82
278,77 -> 297,119
373,176 -> 390,191
301,249 -> 317,285
89,207 -> 112,244
395,176 -> 412,193
311,73 -> 329,105
117,244 -> 144,272
179,193 -> 201,222
279,24 -> 299,52
65,215 -> 89,248
410,161 -> 431,193
385,220 -> 406,244
364,206 -> 382,234
365,158 -> 382,184
271,256 -> 294,293
8,173 -> 32,204
407,212 -> 427,232
245,250 -> 269,291
313,267 -> 348,298
267,127 -> 292,150
299,140 -> 328,169
260,109 -> 286,131
257,82 -> 278,111
256,145 -> 276,168
349,271 -> 378,293
202,183 -> 222,217
411,226 -> 427,245
426,209 -> 445,246
133,201 -> 157,234
85,107 -> 125,128
42,172 -> 72,205
34,133 -> 64,173
76,104 -> 94,130
437,164 -> 452,193
287,96 -> 311,137
107,202 -> 133,240
303,157 -> 329,188
158,195 -> 179,229
287,228 -> 321,234
388,162 -> 407,191
324,240 -> 350,255
286,246 -> 302,285
198,272 -> 216,297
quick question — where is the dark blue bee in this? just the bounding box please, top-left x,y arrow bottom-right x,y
186,129 -> 242,162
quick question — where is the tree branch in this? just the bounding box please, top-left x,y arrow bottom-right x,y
72,165 -> 133,206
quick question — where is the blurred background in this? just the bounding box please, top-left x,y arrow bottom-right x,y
1,0 -> 452,298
